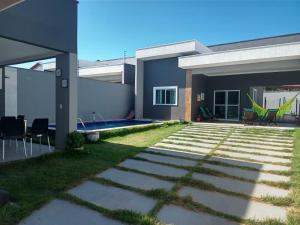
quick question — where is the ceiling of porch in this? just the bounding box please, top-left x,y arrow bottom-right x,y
0,36 -> 61,66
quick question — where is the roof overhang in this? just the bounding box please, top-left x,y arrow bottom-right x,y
0,36 -> 62,66
178,42 -> 300,76
136,40 -> 212,61
79,64 -> 124,77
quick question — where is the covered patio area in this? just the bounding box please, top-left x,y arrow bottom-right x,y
179,41 -> 300,122
0,0 -> 78,162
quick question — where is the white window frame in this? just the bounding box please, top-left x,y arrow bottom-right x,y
213,90 -> 240,121
153,86 -> 178,106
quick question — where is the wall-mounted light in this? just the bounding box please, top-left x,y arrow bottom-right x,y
55,68 -> 62,77
61,79 -> 68,88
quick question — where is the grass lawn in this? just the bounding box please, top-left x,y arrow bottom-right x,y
288,128 -> 300,225
0,122 -> 186,225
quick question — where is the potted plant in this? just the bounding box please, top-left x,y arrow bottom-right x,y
65,131 -> 85,151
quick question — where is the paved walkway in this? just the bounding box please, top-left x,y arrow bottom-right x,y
18,123 -> 293,225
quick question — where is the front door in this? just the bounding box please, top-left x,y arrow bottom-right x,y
214,90 -> 240,120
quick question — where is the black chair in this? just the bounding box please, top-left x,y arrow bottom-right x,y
17,115 -> 25,121
27,119 -> 51,155
0,117 -> 27,160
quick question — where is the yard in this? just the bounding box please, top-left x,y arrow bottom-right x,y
0,122 -> 300,225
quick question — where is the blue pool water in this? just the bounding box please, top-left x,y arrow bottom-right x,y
50,120 -> 155,132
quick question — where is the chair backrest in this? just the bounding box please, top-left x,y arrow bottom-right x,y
17,115 -> 25,120
1,117 -> 25,138
204,107 -> 213,117
266,109 -> 278,121
31,118 -> 49,136
14,118 -> 26,137
199,107 -> 210,119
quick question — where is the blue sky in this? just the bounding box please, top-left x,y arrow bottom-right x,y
78,0 -> 300,61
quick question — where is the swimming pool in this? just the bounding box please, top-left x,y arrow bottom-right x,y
49,119 -> 157,133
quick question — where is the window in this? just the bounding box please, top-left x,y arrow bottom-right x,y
153,86 -> 178,105
214,90 -> 240,120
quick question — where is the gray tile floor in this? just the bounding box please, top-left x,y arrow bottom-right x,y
0,140 -> 54,164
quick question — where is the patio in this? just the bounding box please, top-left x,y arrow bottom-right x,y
0,140 -> 54,164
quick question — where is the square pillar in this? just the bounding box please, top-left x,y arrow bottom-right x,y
0,67 -> 5,117
184,69 -> 192,121
135,59 -> 144,119
55,53 -> 78,150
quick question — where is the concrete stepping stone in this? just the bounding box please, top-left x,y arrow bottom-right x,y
185,128 -> 231,133
219,145 -> 292,157
119,159 -> 189,178
162,139 -> 217,148
231,133 -> 293,141
178,129 -> 226,136
175,132 -> 224,140
182,129 -> 229,136
157,204 -> 238,225
222,141 -> 292,152
202,163 -> 290,182
97,168 -> 175,190
215,150 -> 291,164
18,199 -> 125,225
146,147 -> 206,160
155,143 -> 211,154
178,186 -> 286,221
230,135 -> 293,144
136,152 -> 197,167
226,138 -> 293,147
167,135 -> 220,144
206,156 -> 290,171
234,130 -> 291,137
192,173 -> 289,198
68,181 -> 156,214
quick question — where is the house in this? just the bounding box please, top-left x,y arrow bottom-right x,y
134,33 -> 300,121
31,33 -> 300,122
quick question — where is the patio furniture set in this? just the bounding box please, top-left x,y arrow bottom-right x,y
0,116 -> 51,160
197,106 -> 278,125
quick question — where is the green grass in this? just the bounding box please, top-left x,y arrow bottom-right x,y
287,128 -> 300,225
0,122 -> 186,225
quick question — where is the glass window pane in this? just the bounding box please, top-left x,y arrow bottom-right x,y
215,106 -> 226,119
227,106 -> 239,119
215,92 -> 225,104
166,89 -> 176,104
228,91 -> 239,105
156,90 -> 165,104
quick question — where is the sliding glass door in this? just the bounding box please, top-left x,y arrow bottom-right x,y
214,90 -> 240,120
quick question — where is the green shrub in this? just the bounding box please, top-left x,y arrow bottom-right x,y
65,131 -> 85,151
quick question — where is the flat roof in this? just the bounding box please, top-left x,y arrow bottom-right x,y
136,40 -> 212,61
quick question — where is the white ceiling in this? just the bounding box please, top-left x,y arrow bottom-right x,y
0,37 -> 61,66
191,59 -> 300,76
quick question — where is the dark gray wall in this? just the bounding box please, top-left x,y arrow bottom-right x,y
195,71 -> 300,120
143,57 -> 186,120
191,75 -> 207,120
123,64 -> 135,85
14,68 -> 134,124
0,0 -> 77,53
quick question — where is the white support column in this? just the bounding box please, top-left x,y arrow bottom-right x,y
55,53 -> 78,150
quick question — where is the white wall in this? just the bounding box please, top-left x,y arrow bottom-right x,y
263,91 -> 300,115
